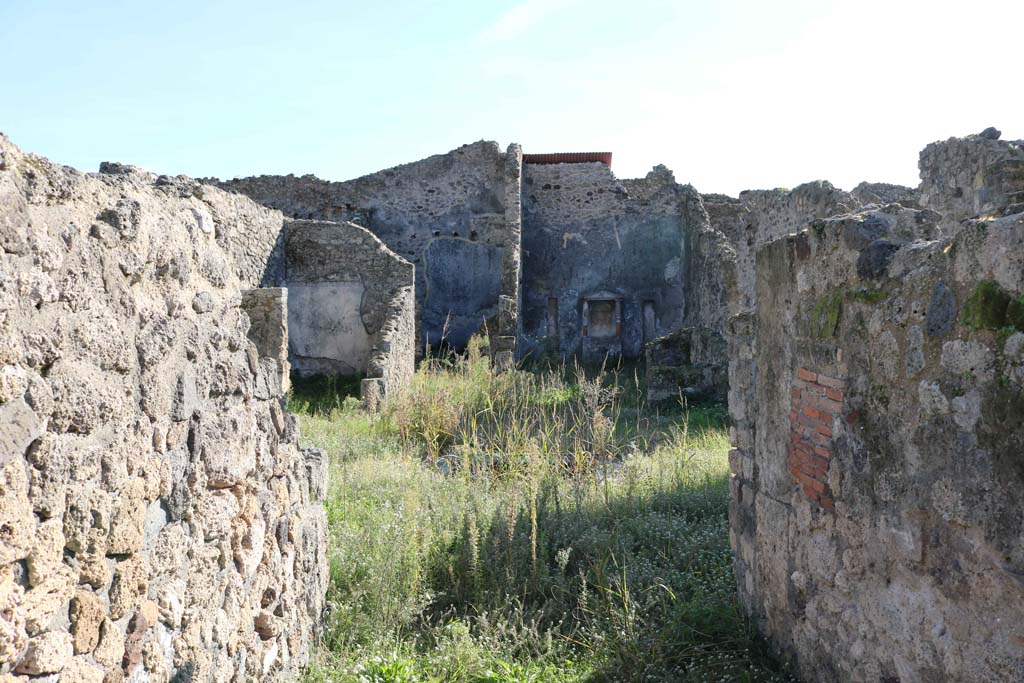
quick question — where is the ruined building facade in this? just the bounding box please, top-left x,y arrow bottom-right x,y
727,129 -> 1024,681
1,125 -> 1021,682
217,143 -> 736,400
215,142 -> 525,368
519,161 -> 731,371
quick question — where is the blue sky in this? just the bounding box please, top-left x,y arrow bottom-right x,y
2,0 -> 1021,195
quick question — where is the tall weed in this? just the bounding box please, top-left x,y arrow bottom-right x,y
294,341 -> 791,683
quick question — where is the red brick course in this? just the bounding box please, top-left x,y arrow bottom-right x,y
797,368 -> 817,382
788,367 -> 845,510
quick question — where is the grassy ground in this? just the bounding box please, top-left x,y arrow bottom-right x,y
290,340 -> 792,683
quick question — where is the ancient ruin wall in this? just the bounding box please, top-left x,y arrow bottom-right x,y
520,163 -> 724,366
644,326 -> 728,403
642,190 -> 738,403
0,136 -> 328,681
215,142 -> 523,352
728,201 -> 1024,681
704,181 -> 862,315
283,219 -> 414,402
850,181 -> 919,207
918,128 -> 1024,233
361,284 -> 416,410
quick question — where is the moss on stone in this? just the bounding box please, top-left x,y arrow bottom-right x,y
846,287 -> 889,305
812,292 -> 842,338
962,280 -> 1012,330
1007,296 -> 1024,331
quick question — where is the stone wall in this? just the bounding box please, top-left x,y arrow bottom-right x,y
704,182 -> 862,315
0,135 -> 328,682
214,141 -> 523,352
361,284 -> 416,411
644,327 -> 727,403
283,219 -> 415,401
520,163 -> 724,366
918,127 -> 1024,234
92,161 -> 288,291
727,198 -> 1024,681
240,288 -> 291,400
850,181 -> 919,207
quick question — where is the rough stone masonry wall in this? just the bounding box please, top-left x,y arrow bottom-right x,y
728,199 -> 1024,681
643,193 -> 737,402
0,135 -> 328,682
704,181 -> 865,315
705,179 -> 919,399
215,141 -> 524,353
644,326 -> 728,403
648,179 -> 866,402
918,127 -> 1024,235
362,284 -> 416,411
520,163 -> 731,367
283,219 -> 414,403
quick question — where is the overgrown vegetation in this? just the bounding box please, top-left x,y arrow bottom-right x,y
291,339 -> 792,682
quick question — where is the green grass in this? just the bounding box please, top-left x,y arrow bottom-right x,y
292,339 -> 791,683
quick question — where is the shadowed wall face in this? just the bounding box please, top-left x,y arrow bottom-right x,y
421,237 -> 504,348
519,162 -> 699,363
216,142 -> 523,353
215,143 -> 734,395
728,202 -> 1024,683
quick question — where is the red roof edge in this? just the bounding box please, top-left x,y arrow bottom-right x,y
523,152 -> 612,168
